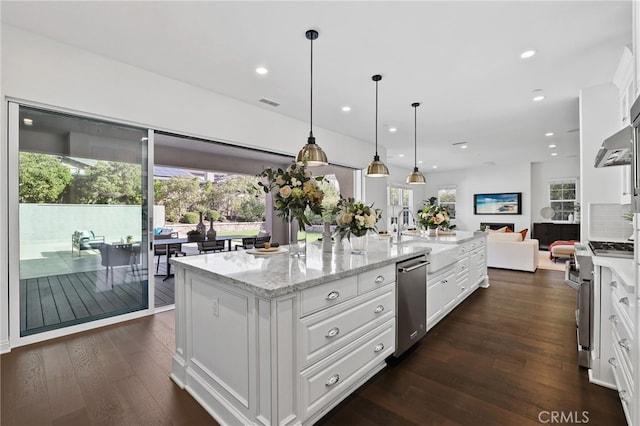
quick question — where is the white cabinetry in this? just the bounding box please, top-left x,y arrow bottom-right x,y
613,46 -> 634,205
607,273 -> 636,425
426,236 -> 488,331
172,262 -> 397,426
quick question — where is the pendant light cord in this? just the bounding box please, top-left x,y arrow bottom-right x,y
309,35 -> 313,136
375,79 -> 379,156
414,105 -> 417,168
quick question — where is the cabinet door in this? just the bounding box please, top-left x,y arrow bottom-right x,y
441,270 -> 458,312
427,280 -> 442,330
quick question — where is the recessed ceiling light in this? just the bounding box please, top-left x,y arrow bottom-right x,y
548,144 -> 556,148
418,160 -> 423,164
255,67 -> 268,75
551,152 -> 558,156
532,89 -> 545,101
389,127 -> 397,133
432,165 -> 438,169
460,145 -> 468,149
520,50 -> 537,59
23,118 -> 33,126
341,106 -> 351,112
545,132 -> 554,137
398,154 -> 405,158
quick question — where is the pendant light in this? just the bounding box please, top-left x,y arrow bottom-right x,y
406,102 -> 426,184
365,74 -> 390,177
296,29 -> 328,167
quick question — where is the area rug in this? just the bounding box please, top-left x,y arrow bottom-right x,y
538,251 -> 566,271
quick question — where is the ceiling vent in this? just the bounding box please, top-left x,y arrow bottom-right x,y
259,98 -> 280,107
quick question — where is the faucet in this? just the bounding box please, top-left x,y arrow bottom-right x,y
395,206 -> 416,243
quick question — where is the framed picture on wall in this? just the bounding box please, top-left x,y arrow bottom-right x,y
473,192 -> 522,215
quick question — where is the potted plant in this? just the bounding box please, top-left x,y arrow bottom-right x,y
187,229 -> 204,242
126,235 -> 134,244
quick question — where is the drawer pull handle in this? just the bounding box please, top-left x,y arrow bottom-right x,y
374,343 -> 385,353
325,374 -> 340,387
618,338 -> 630,351
374,305 -> 385,314
608,357 -> 618,367
619,390 -> 630,403
326,291 -> 340,300
609,314 -> 618,324
326,327 -> 340,338
374,275 -> 385,283
610,281 -> 618,288
619,297 -> 629,306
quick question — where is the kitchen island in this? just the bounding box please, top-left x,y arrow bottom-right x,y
169,237 -> 431,425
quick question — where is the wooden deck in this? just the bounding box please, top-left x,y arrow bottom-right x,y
20,264 -> 175,336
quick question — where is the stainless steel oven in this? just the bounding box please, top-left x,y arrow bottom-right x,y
564,243 -> 594,368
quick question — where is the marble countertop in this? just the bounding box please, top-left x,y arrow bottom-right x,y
400,230 -> 485,244
170,237 -> 431,298
592,255 -> 635,294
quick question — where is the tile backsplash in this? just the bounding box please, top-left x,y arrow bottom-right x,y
588,203 -> 633,241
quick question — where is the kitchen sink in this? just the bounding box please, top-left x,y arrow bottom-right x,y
409,242 -> 458,273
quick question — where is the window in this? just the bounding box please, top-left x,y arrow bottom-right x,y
549,179 -> 577,221
438,187 -> 456,219
388,186 -> 413,229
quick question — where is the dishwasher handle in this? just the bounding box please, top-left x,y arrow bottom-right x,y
398,261 -> 429,273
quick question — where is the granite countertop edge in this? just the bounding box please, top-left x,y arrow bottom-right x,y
592,256 -> 634,294
171,247 -> 431,298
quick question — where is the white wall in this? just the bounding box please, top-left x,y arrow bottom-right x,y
530,158 -> 580,223
2,26 -> 384,169
0,4 -> 8,353
579,82 -> 624,242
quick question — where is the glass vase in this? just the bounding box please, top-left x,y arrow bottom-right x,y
427,227 -> 437,236
350,234 -> 368,254
288,217 -> 306,257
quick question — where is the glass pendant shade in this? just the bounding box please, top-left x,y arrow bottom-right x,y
297,29 -> 328,167
406,102 -> 426,184
365,74 -> 389,177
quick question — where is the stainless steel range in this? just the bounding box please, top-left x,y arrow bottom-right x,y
588,241 -> 634,258
564,240 -> 635,368
565,243 -> 594,368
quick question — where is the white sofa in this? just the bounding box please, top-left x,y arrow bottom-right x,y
486,232 -> 539,272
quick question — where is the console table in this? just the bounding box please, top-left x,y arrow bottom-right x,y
532,223 -> 580,250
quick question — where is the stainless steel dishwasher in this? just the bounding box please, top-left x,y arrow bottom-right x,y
394,255 -> 429,357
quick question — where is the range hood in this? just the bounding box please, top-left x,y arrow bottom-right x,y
594,126 -> 633,168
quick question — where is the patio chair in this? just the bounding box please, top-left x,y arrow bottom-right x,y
254,235 -> 271,247
197,239 -> 225,254
98,243 -> 139,286
234,237 -> 257,251
154,234 -> 185,273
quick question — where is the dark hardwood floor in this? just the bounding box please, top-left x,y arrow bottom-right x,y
1,268 -> 626,425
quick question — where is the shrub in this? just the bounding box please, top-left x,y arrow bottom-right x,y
205,209 -> 220,221
181,212 -> 200,224
166,214 -> 179,223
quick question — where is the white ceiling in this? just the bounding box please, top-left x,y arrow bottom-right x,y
1,1 -> 632,172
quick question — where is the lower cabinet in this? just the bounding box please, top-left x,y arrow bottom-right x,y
426,236 -> 488,331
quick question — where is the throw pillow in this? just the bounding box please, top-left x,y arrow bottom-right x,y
519,229 -> 528,240
487,226 -> 508,233
505,228 -> 513,233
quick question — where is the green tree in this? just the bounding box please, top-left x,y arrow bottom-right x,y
69,161 -> 142,204
155,176 -> 201,220
19,152 -> 72,203
215,175 -> 265,221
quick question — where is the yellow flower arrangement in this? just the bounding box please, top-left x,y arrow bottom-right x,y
257,161 -> 325,229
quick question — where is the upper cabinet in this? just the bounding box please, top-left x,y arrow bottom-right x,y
613,46 -> 634,127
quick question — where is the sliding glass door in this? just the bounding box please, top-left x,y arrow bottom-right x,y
9,103 -> 150,339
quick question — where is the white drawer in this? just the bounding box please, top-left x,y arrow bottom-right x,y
610,342 -> 634,425
610,314 -> 634,376
456,258 -> 469,276
300,284 -> 395,368
300,277 -> 358,317
300,319 -> 395,420
457,244 -> 469,259
358,264 -> 395,294
610,280 -> 635,333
